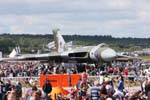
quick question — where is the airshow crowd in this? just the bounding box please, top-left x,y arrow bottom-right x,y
0,60 -> 144,77
0,61 -> 150,100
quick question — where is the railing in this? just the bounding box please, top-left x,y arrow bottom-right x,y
1,76 -> 40,87
88,74 -> 148,80
1,74 -> 147,85
1,74 -> 148,88
1,75 -> 144,92
1,74 -> 148,82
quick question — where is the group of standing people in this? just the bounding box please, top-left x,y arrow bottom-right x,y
67,73 -> 125,100
0,79 -> 22,100
0,78 -> 53,100
1,72 -> 150,100
68,72 -> 150,100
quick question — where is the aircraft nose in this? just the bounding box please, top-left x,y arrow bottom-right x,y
101,48 -> 117,62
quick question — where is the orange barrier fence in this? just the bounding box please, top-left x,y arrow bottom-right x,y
40,74 -> 81,87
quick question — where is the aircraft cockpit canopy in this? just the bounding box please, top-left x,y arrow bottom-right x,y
98,43 -> 108,48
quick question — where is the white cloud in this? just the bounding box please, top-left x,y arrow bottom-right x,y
0,0 -> 150,38
137,11 -> 150,23
9,26 -> 24,34
0,0 -> 61,4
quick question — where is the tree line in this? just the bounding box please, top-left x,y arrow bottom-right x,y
0,33 -> 150,55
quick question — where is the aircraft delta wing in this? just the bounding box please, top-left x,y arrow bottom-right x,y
0,29 -> 117,63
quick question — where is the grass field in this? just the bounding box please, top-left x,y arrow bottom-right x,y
140,56 -> 150,60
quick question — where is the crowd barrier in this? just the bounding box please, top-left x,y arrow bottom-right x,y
0,75 -> 148,88
40,74 -> 81,87
89,75 -> 148,81
1,76 -> 39,87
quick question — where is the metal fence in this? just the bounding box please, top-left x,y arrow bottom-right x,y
1,74 -> 147,86
1,76 -> 40,87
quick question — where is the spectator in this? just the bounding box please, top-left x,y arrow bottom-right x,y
123,67 -> 128,76
0,79 -> 5,100
145,79 -> 150,99
105,80 -> 114,97
30,91 -> 40,100
79,73 -> 89,99
7,85 -> 17,100
25,85 -> 38,100
117,75 -> 124,92
42,79 -> 52,100
15,81 -> 22,100
5,80 -> 11,92
90,81 -> 101,100
142,77 -> 148,92
68,88 -> 77,100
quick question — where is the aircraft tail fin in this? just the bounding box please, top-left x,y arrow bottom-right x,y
9,49 -> 17,58
53,29 -> 66,52
15,46 -> 21,54
9,46 -> 21,58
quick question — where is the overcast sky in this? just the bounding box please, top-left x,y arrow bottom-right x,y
0,0 -> 150,38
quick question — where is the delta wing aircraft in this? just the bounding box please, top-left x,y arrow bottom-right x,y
0,29 -> 117,63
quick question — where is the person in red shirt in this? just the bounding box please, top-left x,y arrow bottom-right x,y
123,67 -> 128,76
